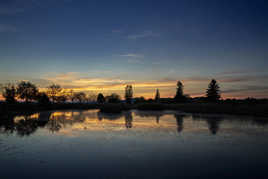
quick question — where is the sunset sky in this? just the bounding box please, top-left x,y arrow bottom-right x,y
1,0 -> 268,99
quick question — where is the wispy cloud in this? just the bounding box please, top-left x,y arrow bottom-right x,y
127,30 -> 160,40
222,85 -> 268,94
120,53 -> 144,58
218,69 -> 267,75
119,53 -> 144,64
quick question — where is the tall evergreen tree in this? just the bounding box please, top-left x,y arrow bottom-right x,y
174,81 -> 186,102
97,93 -> 105,104
125,85 -> 133,104
155,89 -> 160,102
206,79 -> 221,102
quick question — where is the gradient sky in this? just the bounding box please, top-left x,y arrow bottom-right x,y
0,0 -> 268,99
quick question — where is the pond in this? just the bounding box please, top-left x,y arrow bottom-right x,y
1,110 -> 268,179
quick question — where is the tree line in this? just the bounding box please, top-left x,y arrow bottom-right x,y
0,79 -> 221,104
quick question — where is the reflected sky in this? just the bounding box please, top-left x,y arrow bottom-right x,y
1,110 -> 268,137
1,110 -> 268,178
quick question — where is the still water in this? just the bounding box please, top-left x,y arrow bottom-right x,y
1,110 -> 268,179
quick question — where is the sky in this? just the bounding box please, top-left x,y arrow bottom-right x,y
0,0 -> 268,99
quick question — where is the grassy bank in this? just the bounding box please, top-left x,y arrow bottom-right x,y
0,102 -> 98,116
100,103 -> 268,117
136,103 -> 268,117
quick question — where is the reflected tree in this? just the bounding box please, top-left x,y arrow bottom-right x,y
206,116 -> 223,135
124,111 -> 133,129
97,112 -> 103,121
0,117 -> 16,135
47,118 -> 61,133
155,113 -> 162,124
174,114 -> 185,133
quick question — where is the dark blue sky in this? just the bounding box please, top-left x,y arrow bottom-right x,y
0,0 -> 268,98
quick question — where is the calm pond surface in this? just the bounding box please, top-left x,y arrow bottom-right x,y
1,110 -> 268,179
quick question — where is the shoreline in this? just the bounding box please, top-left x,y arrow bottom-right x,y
1,102 -> 268,118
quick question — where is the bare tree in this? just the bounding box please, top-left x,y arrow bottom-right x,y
17,81 -> 38,102
2,84 -> 17,103
74,92 -> 86,103
47,84 -> 62,103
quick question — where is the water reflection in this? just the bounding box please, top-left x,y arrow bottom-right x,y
192,114 -> 223,135
134,110 -> 164,124
174,114 -> 184,133
124,111 -> 133,129
1,110 -> 268,137
0,112 -> 49,136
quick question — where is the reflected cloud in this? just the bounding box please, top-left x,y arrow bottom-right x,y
1,110 -> 268,137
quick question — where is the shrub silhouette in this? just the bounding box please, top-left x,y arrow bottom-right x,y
106,93 -> 121,103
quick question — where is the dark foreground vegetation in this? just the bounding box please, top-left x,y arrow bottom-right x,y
1,79 -> 268,118
1,100 -> 268,118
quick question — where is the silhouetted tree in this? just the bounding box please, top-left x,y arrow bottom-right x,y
68,90 -> 75,103
55,95 -> 67,103
2,84 -> 17,103
36,92 -> 50,105
47,84 -> 62,103
125,85 -> 133,104
206,79 -> 221,102
17,81 -> 38,102
155,89 -> 160,102
106,93 -> 121,103
87,93 -> 97,103
174,81 -> 186,103
97,93 -> 105,104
